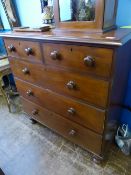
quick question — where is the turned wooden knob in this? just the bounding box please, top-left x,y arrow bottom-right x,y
32,109 -> 38,115
67,108 -> 76,115
50,51 -> 59,60
84,56 -> 95,67
25,48 -> 33,55
22,67 -> 29,74
8,44 -> 15,52
26,90 -> 33,96
69,129 -> 76,136
66,81 -> 76,89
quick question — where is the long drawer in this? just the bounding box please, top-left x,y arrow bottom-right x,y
10,59 -> 109,108
4,39 -> 42,63
15,78 -> 105,134
21,97 -> 102,155
43,43 -> 113,78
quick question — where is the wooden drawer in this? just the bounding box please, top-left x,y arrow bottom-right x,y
21,97 -> 102,155
4,39 -> 42,63
43,43 -> 113,78
10,59 -> 109,108
15,78 -> 105,134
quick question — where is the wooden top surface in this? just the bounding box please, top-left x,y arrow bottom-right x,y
0,28 -> 131,46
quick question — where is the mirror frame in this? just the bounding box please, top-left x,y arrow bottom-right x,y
53,0 -> 104,32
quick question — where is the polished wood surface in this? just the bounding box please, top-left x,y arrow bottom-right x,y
4,39 -> 42,63
9,58 -> 109,108
53,0 -> 118,32
1,28 -> 131,46
43,43 -> 113,78
15,78 -> 105,134
54,0 -> 104,32
2,28 -> 131,161
22,97 -> 102,155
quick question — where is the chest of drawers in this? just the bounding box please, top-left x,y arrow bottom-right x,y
1,29 -> 131,162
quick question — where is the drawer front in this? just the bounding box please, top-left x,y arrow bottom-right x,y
43,43 -> 113,78
15,79 -> 105,134
10,59 -> 109,108
4,39 -> 42,63
22,97 -> 102,155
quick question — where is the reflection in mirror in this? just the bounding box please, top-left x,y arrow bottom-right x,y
59,0 -> 96,22
41,0 -> 54,24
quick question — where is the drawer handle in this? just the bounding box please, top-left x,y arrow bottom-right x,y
66,81 -> 76,89
25,48 -> 33,55
50,51 -> 59,60
32,109 -> 38,115
84,56 -> 95,67
8,44 -> 15,52
69,129 -> 76,136
68,108 -> 76,115
26,90 -> 33,96
22,68 -> 29,74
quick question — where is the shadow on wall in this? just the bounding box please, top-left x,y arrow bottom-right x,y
121,72 -> 131,129
117,0 -> 131,128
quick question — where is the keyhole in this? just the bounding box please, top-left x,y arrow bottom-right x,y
70,48 -> 73,52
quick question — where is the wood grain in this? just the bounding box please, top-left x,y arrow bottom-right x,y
43,43 -> 113,78
1,28 -> 131,46
21,97 -> 102,155
9,58 -> 109,108
15,78 -> 106,134
4,39 -> 42,63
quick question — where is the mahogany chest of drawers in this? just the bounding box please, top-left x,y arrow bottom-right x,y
1,29 -> 131,162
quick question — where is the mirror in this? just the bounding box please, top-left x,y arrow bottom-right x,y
59,0 -> 96,22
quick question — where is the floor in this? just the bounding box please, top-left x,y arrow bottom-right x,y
0,96 -> 130,175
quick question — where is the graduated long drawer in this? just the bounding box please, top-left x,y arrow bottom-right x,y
15,78 -> 105,134
9,59 -> 110,108
21,97 -> 103,156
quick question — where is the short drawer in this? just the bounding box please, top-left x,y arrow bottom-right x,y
21,97 -> 102,155
15,78 -> 105,134
43,43 -> 113,78
4,39 -> 42,63
10,59 -> 109,108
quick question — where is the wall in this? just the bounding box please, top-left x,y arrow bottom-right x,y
117,0 -> 131,128
12,0 -> 131,27
117,0 -> 131,26
121,73 -> 131,128
13,0 -> 42,27
13,0 -> 131,27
